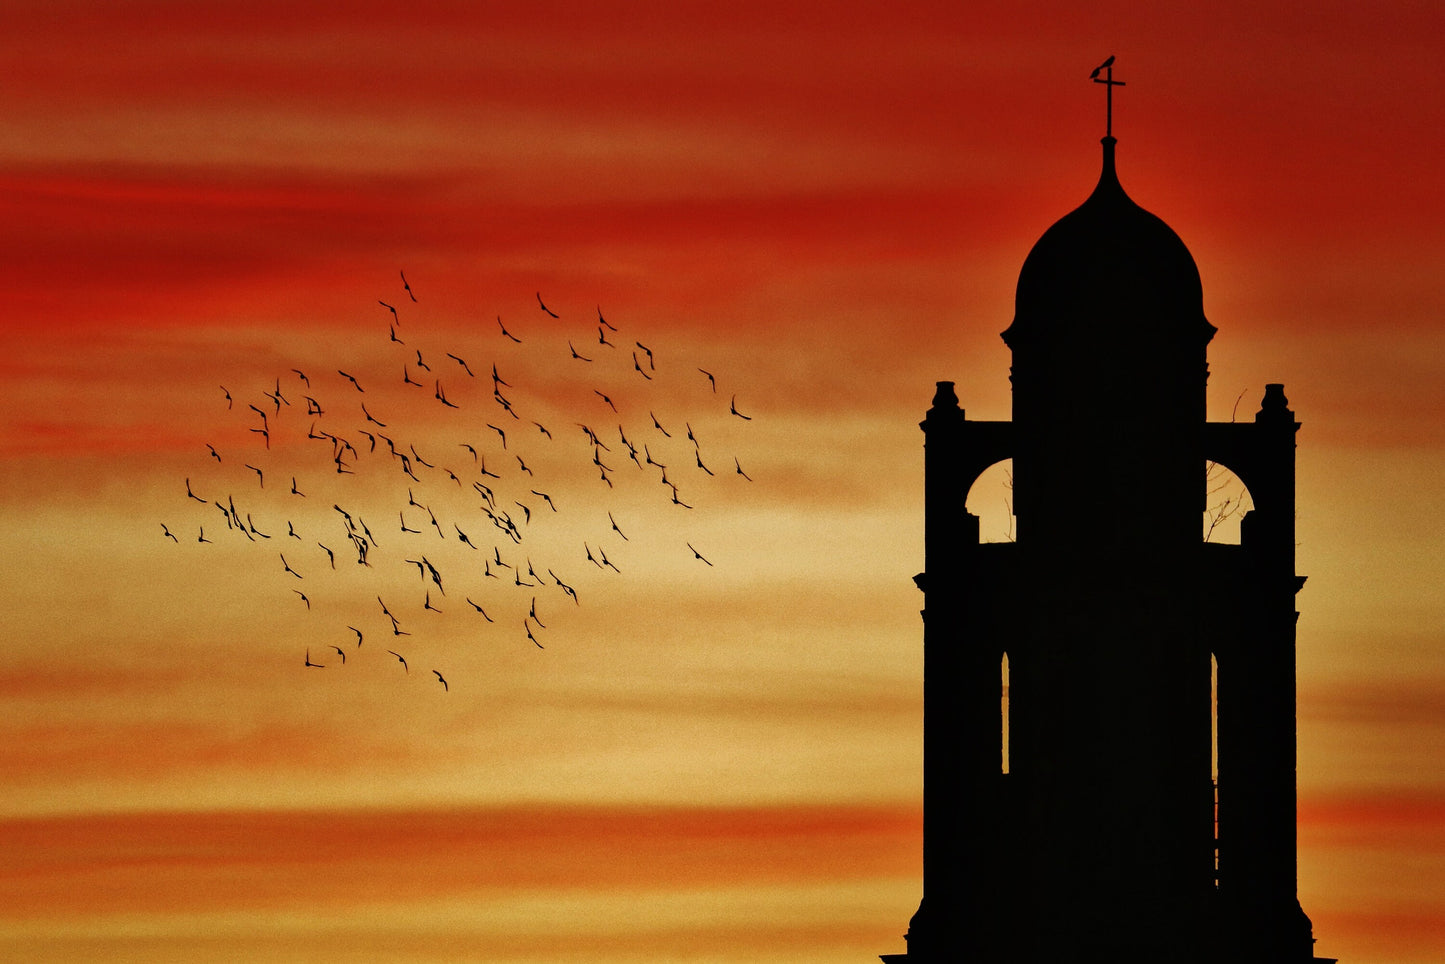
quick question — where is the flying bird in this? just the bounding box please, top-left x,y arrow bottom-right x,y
608,511 -> 628,541
432,669 -> 448,692
446,352 -> 473,376
294,590 -> 310,609
597,306 -> 617,331
569,340 -> 592,362
536,292 -> 559,318
699,369 -> 716,392
331,645 -> 347,665
730,395 -> 752,420
304,649 -> 324,668
388,650 -> 409,673
338,370 -> 364,392
735,457 -> 753,481
687,543 -> 713,566
400,269 -> 416,302
161,523 -> 178,543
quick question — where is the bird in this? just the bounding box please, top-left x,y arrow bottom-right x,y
291,477 -> 305,496
447,352 -> 473,376
632,351 -> 652,379
696,451 -> 714,476
403,365 -> 422,387
635,341 -> 654,369
536,292 -> 559,318
699,368 -> 716,392
294,590 -> 310,609
491,362 -> 511,388
608,511 -> 628,541
598,326 -> 614,348
161,523 -> 178,543
379,300 -> 398,324
730,395 -> 752,420
390,323 -> 404,345
597,306 -> 617,331
569,340 -> 592,362
486,424 -> 507,449
529,596 -> 546,628
186,478 -> 206,502
532,489 -> 557,512
206,443 -> 221,462
331,645 -> 347,665
460,442 -> 478,463
281,553 -> 301,578
244,465 -> 264,488
349,626 -> 363,646
594,390 -> 618,412
415,350 -> 431,372
362,403 -> 386,427
1090,54 -> 1115,80
388,650 -> 409,673
734,457 -> 753,481
304,649 -> 324,668
687,542 -> 713,566
320,543 -> 335,568
337,370 -> 364,392
466,598 -> 493,621
532,420 -> 552,439
198,527 -> 212,543
435,381 -> 459,408
221,386 -> 232,409
432,669 -> 448,692
525,619 -> 542,649
400,269 -> 416,302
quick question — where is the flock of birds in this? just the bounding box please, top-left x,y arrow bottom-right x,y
163,274 -> 756,693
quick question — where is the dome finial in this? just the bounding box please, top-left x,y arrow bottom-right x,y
1090,55 -> 1125,138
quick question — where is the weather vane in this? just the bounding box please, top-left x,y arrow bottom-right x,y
1090,55 -> 1124,137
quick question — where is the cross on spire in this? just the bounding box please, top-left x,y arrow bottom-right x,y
1090,55 -> 1125,137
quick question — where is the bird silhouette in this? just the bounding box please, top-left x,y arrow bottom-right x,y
400,269 -> 417,302
388,650 -> 409,673
432,669 -> 448,692
536,292 -> 559,318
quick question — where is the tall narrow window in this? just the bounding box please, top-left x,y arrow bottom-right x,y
1211,653 -> 1220,882
1002,652 -> 1011,774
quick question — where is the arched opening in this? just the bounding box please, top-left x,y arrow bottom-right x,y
1001,652 -> 1011,775
966,459 -> 1015,544
1203,460 -> 1253,544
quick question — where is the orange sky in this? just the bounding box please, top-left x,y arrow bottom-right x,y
1,2 -> 1442,961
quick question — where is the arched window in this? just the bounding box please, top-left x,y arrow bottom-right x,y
966,459 -> 1016,544
1203,461 -> 1253,544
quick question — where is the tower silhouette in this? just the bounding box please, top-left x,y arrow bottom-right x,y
883,82 -> 1333,963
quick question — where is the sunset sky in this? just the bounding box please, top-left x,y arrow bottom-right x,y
1,1 -> 1442,961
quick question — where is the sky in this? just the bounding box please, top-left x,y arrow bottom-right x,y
1,1 -> 1442,961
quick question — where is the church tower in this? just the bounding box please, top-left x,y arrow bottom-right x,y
884,64 -> 1332,963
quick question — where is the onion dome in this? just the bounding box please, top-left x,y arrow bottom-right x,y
1002,137 -> 1215,349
